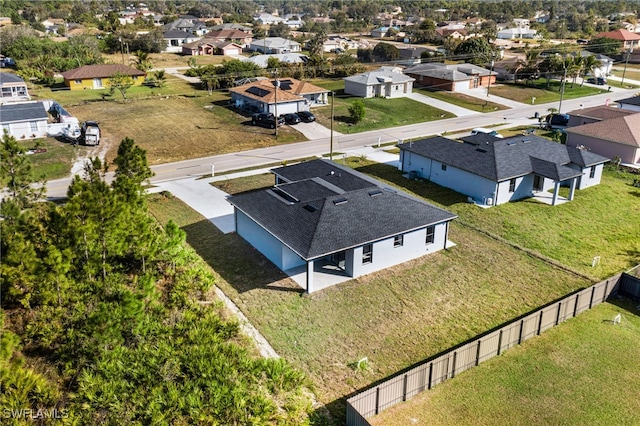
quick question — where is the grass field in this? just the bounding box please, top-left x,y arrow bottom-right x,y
356,163 -> 640,280
415,89 -> 509,112
489,79 -> 605,104
13,138 -> 86,181
147,159 -> 597,417
610,69 -> 640,83
309,80 -> 455,134
370,300 -> 640,426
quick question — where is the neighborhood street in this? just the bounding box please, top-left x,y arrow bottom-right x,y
43,86 -> 639,199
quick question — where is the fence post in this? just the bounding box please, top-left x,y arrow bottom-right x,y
497,329 -> 503,355
427,362 -> 433,390
476,339 -> 482,366
555,301 -> 562,325
603,280 -> 609,302
573,293 -> 580,317
374,387 -> 380,415
451,352 -> 457,378
402,374 -> 408,402
537,310 -> 544,335
589,285 -> 596,309
518,319 -> 525,344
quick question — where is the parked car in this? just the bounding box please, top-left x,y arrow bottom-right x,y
586,77 -> 607,85
297,111 -> 316,123
281,113 -> 301,125
251,113 -> 285,129
470,128 -> 504,138
544,113 -> 569,129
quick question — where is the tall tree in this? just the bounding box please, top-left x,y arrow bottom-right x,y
454,37 -> 497,65
0,131 -> 45,215
372,42 -> 400,62
112,137 -> 154,204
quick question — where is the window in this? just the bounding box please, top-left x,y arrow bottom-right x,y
589,166 -> 596,179
362,244 -> 373,264
75,79 -> 82,84
394,235 -> 403,247
441,164 -> 447,171
425,226 -> 435,245
509,178 -> 516,193
29,121 -> 38,132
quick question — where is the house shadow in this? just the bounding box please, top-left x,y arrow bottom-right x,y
181,219 -> 304,294
353,163 -> 468,207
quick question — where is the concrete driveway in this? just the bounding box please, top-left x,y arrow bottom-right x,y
292,120 -> 342,139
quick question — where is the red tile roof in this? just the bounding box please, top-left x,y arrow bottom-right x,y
61,64 -> 146,80
594,29 -> 640,41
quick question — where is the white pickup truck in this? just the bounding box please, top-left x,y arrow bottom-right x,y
82,121 -> 100,146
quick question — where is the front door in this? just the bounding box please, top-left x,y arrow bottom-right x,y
533,175 -> 544,191
330,251 -> 346,270
93,78 -> 102,89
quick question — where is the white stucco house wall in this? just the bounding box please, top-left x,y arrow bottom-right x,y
343,66 -> 415,98
399,135 -> 609,207
227,159 -> 457,293
249,37 -> 301,54
497,27 -> 538,39
0,101 -> 49,140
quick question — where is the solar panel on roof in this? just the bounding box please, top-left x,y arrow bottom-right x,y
279,79 -> 293,90
247,86 -> 270,97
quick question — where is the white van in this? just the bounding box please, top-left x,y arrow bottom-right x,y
471,128 -> 504,138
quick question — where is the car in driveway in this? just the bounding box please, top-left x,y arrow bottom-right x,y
543,113 -> 569,130
297,111 -> 316,123
281,113 -> 301,125
251,113 -> 285,129
586,77 -> 607,85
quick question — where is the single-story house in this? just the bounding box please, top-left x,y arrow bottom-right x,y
435,27 -> 468,40
371,26 -> 399,38
594,29 -> 640,49
227,159 -> 457,293
404,62 -> 496,92
203,29 -> 253,48
181,39 -> 243,56
399,135 -> 609,207
565,112 -> 640,166
0,73 -> 30,103
229,78 -> 330,115
241,53 -> 308,68
249,37 -> 301,54
254,13 -> 283,26
0,101 -> 49,140
578,51 -> 613,77
162,29 -> 200,53
343,66 -> 415,98
566,105 -> 636,127
616,95 -> 640,112
60,64 -> 146,90
497,27 -> 538,39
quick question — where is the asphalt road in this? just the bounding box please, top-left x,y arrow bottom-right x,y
43,88 -> 635,199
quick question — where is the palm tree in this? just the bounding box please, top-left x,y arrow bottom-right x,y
200,73 -> 219,95
580,54 -> 602,86
153,70 -> 166,88
131,50 -> 152,72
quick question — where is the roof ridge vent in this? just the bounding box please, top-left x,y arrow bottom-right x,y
333,197 -> 348,205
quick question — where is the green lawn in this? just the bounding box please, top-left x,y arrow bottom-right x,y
489,79 -> 605,104
610,69 -> 640,84
310,81 -> 455,134
415,89 -> 509,112
15,138 -> 87,181
370,300 -> 640,426
147,160 -> 593,418
358,163 -> 640,280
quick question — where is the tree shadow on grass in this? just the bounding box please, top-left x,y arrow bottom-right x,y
353,163 -> 468,207
181,219 -> 304,294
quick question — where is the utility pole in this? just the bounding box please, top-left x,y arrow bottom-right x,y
621,47 -> 634,87
487,56 -> 495,97
273,77 -> 280,138
330,91 -> 334,160
558,65 -> 567,114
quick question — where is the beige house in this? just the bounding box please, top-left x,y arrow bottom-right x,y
565,112 -> 640,166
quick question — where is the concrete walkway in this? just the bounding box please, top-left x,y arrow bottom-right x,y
406,92 -> 479,116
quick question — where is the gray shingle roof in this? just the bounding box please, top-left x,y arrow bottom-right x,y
404,62 -> 496,82
0,101 -> 47,123
343,68 -> 415,85
616,96 -> 640,107
228,159 -> 456,260
399,135 -> 608,181
0,73 -> 26,85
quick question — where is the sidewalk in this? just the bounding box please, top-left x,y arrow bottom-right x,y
406,92 -> 479,117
